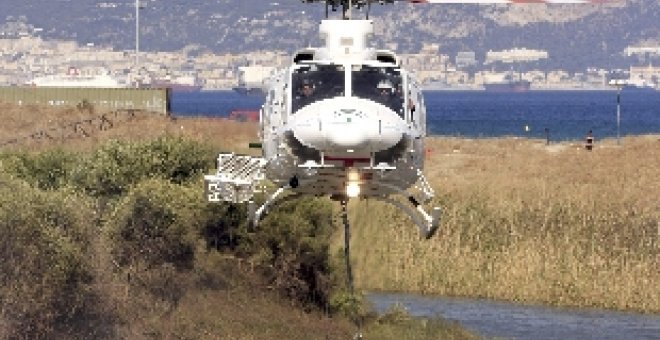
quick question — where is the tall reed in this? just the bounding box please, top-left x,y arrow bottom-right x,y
348,136 -> 659,313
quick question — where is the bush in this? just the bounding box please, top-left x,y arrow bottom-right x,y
377,303 -> 412,325
105,178 -> 203,271
75,136 -> 214,197
0,150 -> 81,190
0,177 -> 93,339
200,202 -> 248,253
329,291 -> 371,323
103,178 -> 213,311
249,197 -> 338,308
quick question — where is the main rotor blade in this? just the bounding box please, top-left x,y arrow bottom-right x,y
417,1 -> 612,3
302,0 -> 615,7
299,0 -> 615,12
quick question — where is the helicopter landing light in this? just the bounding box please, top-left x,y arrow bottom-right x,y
346,182 -> 360,198
347,169 -> 360,182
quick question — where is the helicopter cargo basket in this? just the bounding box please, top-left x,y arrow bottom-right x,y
204,153 -> 267,203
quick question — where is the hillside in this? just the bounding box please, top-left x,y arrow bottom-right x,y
1,0 -> 658,70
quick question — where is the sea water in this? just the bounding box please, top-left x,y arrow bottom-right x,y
170,90 -> 660,141
369,292 -> 660,340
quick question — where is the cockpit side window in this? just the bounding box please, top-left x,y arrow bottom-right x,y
291,64 -> 345,113
352,66 -> 403,117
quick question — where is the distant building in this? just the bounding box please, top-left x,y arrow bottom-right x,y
420,43 -> 440,55
624,45 -> 660,64
485,48 -> 549,64
455,51 -> 476,68
629,65 -> 660,86
624,46 -> 660,57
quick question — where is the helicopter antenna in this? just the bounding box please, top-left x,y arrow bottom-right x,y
366,0 -> 372,19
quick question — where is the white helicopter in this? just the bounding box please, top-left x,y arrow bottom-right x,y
205,0 -> 611,240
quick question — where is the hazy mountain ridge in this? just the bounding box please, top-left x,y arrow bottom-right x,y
1,0 -> 657,70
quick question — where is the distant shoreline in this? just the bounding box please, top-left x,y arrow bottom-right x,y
421,87 -> 624,92
200,87 -> 647,92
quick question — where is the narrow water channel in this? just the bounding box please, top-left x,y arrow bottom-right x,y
367,292 -> 660,340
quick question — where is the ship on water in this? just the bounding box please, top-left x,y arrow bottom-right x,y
607,65 -> 659,92
422,79 -> 482,91
483,79 -> 531,92
482,72 -> 531,92
27,67 -> 122,88
619,74 -> 658,92
232,65 -> 275,96
140,74 -> 202,92
621,83 -> 658,92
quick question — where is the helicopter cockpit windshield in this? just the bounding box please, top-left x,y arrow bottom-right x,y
352,65 -> 403,117
292,64 -> 345,112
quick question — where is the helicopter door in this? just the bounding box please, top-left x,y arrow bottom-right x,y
407,78 -> 423,128
262,89 -> 275,129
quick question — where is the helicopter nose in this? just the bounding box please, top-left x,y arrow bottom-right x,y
325,111 -> 369,147
289,97 -> 406,153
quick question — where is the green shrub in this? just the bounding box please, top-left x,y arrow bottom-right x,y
103,178 -> 202,311
105,178 -> 203,271
143,136 -> 214,184
75,136 -> 214,197
200,202 -> 248,252
249,197 -> 338,308
377,303 -> 412,325
329,291 -> 371,323
0,150 -> 80,190
0,177 -> 93,339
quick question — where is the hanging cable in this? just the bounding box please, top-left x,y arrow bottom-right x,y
341,200 -> 362,339
341,200 -> 354,292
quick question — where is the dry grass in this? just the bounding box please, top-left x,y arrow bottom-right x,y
348,136 -> 660,313
0,102 -> 259,154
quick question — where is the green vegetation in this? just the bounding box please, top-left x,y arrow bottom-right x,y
253,198 -> 338,307
0,135 -> 478,339
365,304 -> 480,340
0,178 -> 100,339
77,137 -> 214,197
0,149 -> 80,190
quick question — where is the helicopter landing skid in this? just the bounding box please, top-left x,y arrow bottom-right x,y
371,195 -> 441,240
248,186 -> 302,228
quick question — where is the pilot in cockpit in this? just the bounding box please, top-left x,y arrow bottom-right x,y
300,78 -> 315,98
377,79 -> 393,98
